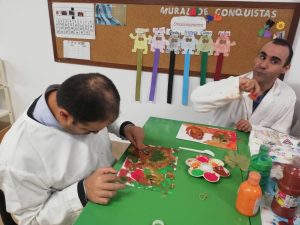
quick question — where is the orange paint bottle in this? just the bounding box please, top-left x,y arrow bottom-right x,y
236,171 -> 262,216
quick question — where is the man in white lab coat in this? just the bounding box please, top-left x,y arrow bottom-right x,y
191,38 -> 296,134
0,73 -> 145,225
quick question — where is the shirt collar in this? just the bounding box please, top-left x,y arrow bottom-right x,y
32,85 -> 61,128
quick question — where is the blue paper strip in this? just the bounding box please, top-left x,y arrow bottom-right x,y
182,50 -> 190,105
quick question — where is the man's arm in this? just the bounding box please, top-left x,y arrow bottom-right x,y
190,76 -> 241,112
4,167 -> 125,225
271,96 -> 296,134
4,169 -> 82,225
190,74 -> 261,113
108,114 -> 145,149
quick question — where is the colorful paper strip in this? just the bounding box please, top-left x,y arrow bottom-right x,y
182,50 -> 190,105
214,53 -> 224,81
149,49 -> 160,101
200,52 -> 208,85
135,49 -> 143,101
167,51 -> 175,104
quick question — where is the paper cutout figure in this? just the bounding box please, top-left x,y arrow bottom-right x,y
150,27 -> 168,53
117,145 -> 179,194
181,31 -> 198,54
176,123 -> 237,150
166,29 -> 180,104
214,32 -> 236,56
258,19 -> 275,38
166,29 -> 181,54
129,28 -> 151,54
195,32 -> 214,55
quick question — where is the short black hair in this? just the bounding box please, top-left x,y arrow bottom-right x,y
56,73 -> 120,123
272,38 -> 293,66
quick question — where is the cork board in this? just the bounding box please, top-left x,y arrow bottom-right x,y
48,0 -> 300,78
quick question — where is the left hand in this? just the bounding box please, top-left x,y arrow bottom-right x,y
123,125 -> 145,149
236,119 -> 252,133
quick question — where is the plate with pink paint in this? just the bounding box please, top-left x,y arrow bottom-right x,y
186,155 -> 230,183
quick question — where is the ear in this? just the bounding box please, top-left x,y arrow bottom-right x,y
282,64 -> 291,74
58,108 -> 74,126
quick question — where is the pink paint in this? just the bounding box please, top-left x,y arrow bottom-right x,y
203,172 -> 220,182
196,155 -> 210,163
131,169 -> 145,181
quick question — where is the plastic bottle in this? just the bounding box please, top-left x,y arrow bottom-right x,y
271,162 -> 300,219
248,144 -> 273,193
236,171 -> 262,216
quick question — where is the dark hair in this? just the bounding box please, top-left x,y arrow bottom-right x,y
56,73 -> 120,123
272,38 -> 293,66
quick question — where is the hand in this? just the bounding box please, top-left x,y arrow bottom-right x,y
123,125 -> 146,150
236,119 -> 252,133
239,78 -> 261,97
84,167 -> 125,205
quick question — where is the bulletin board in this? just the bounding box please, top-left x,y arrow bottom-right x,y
48,0 -> 300,78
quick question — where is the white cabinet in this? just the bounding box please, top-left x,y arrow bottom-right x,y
0,58 -> 14,141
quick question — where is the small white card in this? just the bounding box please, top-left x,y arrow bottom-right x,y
63,40 -> 90,60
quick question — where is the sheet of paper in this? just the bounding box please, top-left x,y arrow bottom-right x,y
249,126 -> 300,164
53,2 -> 95,39
63,40 -> 90,60
117,145 -> 178,194
176,123 -> 237,150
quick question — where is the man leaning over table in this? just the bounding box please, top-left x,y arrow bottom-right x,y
190,38 -> 296,134
0,73 -> 145,225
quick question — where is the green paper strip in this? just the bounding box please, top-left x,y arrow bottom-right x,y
200,52 -> 208,86
135,49 -> 143,101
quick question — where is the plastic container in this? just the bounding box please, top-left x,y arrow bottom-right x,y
236,171 -> 262,216
248,144 -> 273,193
271,164 -> 300,218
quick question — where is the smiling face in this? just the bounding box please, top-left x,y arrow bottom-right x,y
253,42 -> 290,87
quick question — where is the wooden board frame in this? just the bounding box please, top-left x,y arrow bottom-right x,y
48,0 -> 300,78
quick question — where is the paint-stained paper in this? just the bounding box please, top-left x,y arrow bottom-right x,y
176,123 -> 237,150
117,145 -> 178,194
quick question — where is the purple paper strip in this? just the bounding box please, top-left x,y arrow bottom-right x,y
149,49 -> 160,101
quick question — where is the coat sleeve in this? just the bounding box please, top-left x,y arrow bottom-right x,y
107,113 -> 127,137
270,94 -> 296,134
190,76 -> 241,112
3,168 -> 82,225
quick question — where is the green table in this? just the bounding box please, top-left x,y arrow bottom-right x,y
74,117 -> 262,225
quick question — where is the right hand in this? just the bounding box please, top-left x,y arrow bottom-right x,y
84,167 -> 125,205
239,77 -> 261,97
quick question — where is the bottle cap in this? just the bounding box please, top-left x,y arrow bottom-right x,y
259,144 -> 270,155
248,171 -> 261,185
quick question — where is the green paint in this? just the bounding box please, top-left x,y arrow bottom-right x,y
191,169 -> 204,177
150,150 -> 166,162
128,155 -> 138,163
119,176 -> 127,184
144,169 -> 151,175
165,178 -> 172,184
158,167 -> 167,174
166,165 -> 174,172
